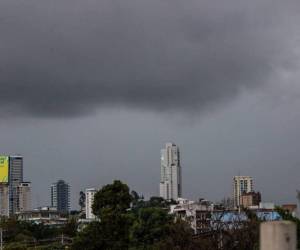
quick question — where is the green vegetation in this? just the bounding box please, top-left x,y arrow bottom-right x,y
1,181 -> 298,250
0,217 -> 76,249
73,180 -> 262,250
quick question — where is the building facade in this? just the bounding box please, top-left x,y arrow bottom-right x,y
281,204 -> 297,217
0,184 -> 9,216
233,176 -> 253,208
0,155 -> 31,216
17,182 -> 32,212
17,207 -> 68,226
159,143 -> 182,200
51,180 -> 70,213
239,191 -> 261,208
9,156 -> 24,215
85,188 -> 97,220
170,198 -> 214,234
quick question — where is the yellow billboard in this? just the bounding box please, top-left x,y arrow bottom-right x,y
0,156 -> 9,183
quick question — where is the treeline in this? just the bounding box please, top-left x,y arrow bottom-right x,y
73,180 -> 300,250
0,217 -> 76,249
73,180 -> 258,250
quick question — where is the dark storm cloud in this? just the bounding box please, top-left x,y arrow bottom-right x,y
0,0 -> 299,117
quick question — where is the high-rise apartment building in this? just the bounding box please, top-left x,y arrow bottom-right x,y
159,143 -> 182,200
9,156 -> 23,215
51,180 -> 70,213
17,182 -> 31,212
85,188 -> 97,219
233,176 -> 253,208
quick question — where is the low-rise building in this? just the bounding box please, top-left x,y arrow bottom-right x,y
170,198 -> 281,235
239,191 -> 261,208
282,204 -> 297,217
17,207 -> 68,226
0,184 -> 9,216
259,202 -> 275,209
170,198 -> 214,234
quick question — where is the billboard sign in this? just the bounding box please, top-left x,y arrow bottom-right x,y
0,156 -> 9,183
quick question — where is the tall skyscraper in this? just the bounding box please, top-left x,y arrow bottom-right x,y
51,180 -> 70,213
159,143 -> 182,200
233,176 -> 253,208
17,182 -> 31,212
85,188 -> 97,220
9,156 -> 23,215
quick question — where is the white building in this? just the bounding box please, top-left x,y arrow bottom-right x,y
233,176 -> 253,208
170,198 -> 214,234
85,188 -> 97,220
17,182 -> 31,212
159,143 -> 182,200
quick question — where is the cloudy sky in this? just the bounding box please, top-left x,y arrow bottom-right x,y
1,0 -> 300,208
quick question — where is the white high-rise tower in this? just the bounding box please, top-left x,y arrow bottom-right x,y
159,143 -> 182,200
233,176 -> 253,208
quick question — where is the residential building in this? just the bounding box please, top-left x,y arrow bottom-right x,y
17,207 -> 67,226
233,176 -> 253,208
170,198 -> 213,234
240,191 -> 261,208
17,182 -> 31,212
159,143 -> 182,200
51,180 -> 70,213
170,198 -> 281,235
282,204 -> 297,217
9,156 -> 23,215
259,202 -> 275,209
85,188 -> 97,219
0,184 -> 9,216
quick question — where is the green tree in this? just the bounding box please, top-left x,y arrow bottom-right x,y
72,222 -> 105,250
130,207 -> 173,248
62,217 -> 78,237
92,180 -> 132,218
154,219 -> 197,250
73,180 -> 133,250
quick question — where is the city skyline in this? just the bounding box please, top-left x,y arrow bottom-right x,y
1,144 -> 298,211
0,0 -> 300,209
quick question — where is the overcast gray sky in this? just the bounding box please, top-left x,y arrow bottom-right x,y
0,0 -> 300,209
